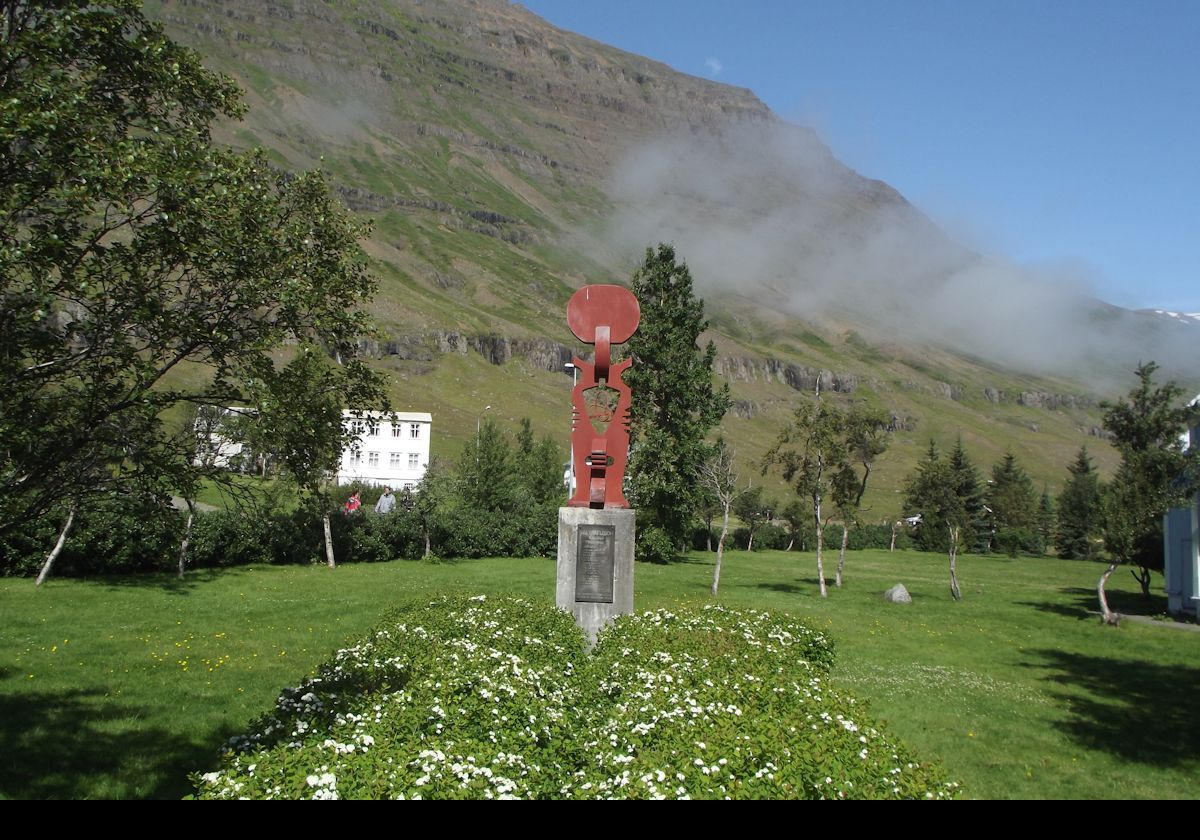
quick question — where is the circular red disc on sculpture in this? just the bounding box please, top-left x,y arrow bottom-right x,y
567,285 -> 640,344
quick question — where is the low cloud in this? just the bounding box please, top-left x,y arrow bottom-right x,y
704,57 -> 723,76
601,119 -> 1196,387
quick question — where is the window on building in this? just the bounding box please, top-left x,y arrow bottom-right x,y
389,452 -> 403,468
368,451 -> 379,467
408,453 -> 419,469
350,450 -> 362,465
367,421 -> 380,437
410,423 -> 420,439
350,420 -> 365,436
392,423 -> 403,437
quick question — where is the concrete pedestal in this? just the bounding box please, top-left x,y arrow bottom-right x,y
556,507 -> 635,645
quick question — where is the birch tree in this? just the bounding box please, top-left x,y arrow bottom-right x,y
763,398 -> 847,598
698,442 -> 742,596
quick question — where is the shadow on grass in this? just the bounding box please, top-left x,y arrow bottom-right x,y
755,581 -> 807,595
0,676 -> 234,799
93,566 -> 260,596
667,553 -> 712,566
1024,648 -> 1200,768
1019,586 -> 1171,621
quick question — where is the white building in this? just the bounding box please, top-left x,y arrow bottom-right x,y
1164,397 -> 1200,617
336,410 -> 432,489
193,406 -> 254,470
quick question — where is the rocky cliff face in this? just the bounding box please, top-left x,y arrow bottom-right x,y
713,356 -> 857,394
151,0 -> 1124,490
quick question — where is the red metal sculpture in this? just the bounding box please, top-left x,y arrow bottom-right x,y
566,285 -> 640,509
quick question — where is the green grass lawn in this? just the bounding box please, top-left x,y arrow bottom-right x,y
1,548 -> 1196,799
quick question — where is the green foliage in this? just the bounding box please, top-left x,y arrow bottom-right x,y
1056,447 -> 1102,560
818,523 -> 909,552
1,491 -> 180,576
432,504 -> 556,559
193,597 -> 957,800
634,524 -> 679,565
455,417 -> 565,511
1100,363 -> 1199,571
732,485 -> 768,549
947,439 -> 988,552
779,499 -> 816,550
456,418 -> 515,511
514,418 -> 567,506
0,1 -> 383,538
904,440 -> 983,554
625,245 -> 730,556
1036,486 -> 1055,556
765,401 -> 889,529
987,452 -> 1038,553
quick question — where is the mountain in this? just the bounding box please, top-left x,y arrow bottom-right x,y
147,0 -> 1193,514
1148,310 -> 1200,327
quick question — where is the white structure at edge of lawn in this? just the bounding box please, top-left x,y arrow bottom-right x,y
337,410 -> 432,489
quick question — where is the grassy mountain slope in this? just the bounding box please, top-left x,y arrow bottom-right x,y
147,0 -> 1153,516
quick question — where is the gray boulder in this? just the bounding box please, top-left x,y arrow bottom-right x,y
883,583 -> 912,604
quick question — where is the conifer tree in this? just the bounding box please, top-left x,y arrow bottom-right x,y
988,452 -> 1039,556
904,441 -> 945,552
948,438 -> 989,553
1098,363 -> 1199,622
625,244 -> 730,561
901,440 -> 968,599
1036,486 -> 1056,557
1055,447 -> 1102,560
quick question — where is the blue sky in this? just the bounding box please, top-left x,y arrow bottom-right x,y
520,0 -> 1200,313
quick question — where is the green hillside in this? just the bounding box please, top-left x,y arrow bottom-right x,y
143,0 -> 1181,516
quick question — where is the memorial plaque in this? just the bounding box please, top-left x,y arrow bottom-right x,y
574,524 -> 616,603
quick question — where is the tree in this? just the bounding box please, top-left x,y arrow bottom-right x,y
457,418 -> 514,512
947,438 -> 988,552
624,244 -> 730,561
830,407 -> 890,587
0,2 -> 382,542
513,418 -> 566,506
902,442 -> 968,600
241,345 -> 383,569
1097,363 -> 1199,623
1056,447 -> 1102,560
698,441 -> 743,595
779,499 -> 813,551
413,456 -> 453,559
987,452 -> 1038,556
1035,486 -> 1055,557
763,396 -> 868,598
903,442 -> 945,552
733,485 -> 767,551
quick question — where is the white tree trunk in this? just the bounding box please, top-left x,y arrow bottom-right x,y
786,537 -> 794,552
36,504 -> 77,587
835,523 -> 849,587
746,529 -> 754,552
323,513 -> 336,569
813,498 -> 827,598
948,525 -> 962,601
178,500 -> 196,579
1098,561 -> 1121,625
712,509 -> 731,595
890,521 -> 898,551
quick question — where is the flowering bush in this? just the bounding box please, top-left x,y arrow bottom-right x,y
193,597 -> 958,799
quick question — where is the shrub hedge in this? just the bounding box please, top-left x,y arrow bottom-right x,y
193,597 -> 959,800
